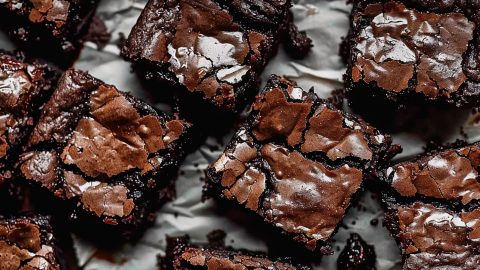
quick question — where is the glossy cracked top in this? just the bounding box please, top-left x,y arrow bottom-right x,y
0,52 -> 57,180
122,0 -> 291,111
350,0 -> 479,101
0,216 -> 61,270
207,76 -> 396,252
20,69 -> 190,227
1,0 -> 72,34
386,143 -> 480,205
391,202 -> 480,269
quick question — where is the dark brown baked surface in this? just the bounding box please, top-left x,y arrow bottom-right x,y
18,69 -> 192,239
344,0 -> 480,107
206,76 -> 399,254
121,0 -> 298,113
0,0 -> 99,67
0,51 -> 60,183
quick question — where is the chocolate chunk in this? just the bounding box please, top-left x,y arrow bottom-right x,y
337,233 -> 377,270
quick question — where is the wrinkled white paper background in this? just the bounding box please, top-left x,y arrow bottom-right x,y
2,0 -> 480,269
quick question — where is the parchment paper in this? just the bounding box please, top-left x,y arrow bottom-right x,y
2,0 -> 480,269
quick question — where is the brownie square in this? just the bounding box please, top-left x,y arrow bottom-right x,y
121,0 -> 293,112
159,236 -> 311,270
18,69 -> 192,239
0,214 -> 70,270
0,51 -> 60,183
205,76 -> 399,254
344,0 -> 480,106
381,141 -> 480,269
0,0 -> 99,67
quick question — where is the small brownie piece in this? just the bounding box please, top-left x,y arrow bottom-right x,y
344,0 -> 480,106
205,76 -> 399,253
382,141 -> 480,206
0,214 -> 68,270
0,0 -> 99,67
18,69 -> 192,239
121,0 -> 293,112
337,233 -> 376,270
159,236 -> 310,270
0,51 -> 60,182
381,141 -> 480,269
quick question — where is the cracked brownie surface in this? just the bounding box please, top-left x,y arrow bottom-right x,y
0,0 -> 99,67
381,141 -> 480,269
18,69 -> 192,239
0,215 -> 66,270
344,0 -> 480,106
205,76 -> 399,254
158,236 -> 311,270
121,0 -> 293,112
0,51 -> 60,183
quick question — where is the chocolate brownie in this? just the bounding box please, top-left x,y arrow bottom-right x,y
344,0 -> 480,107
0,214 -> 71,270
0,0 -> 99,67
205,76 -> 400,254
0,51 -> 60,183
381,141 -> 480,269
337,233 -> 376,270
18,69 -> 192,240
382,141 -> 480,207
121,0 -> 310,113
158,236 -> 311,270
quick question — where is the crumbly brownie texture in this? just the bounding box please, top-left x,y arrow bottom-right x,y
337,233 -> 376,270
121,0 -> 294,112
159,236 -> 311,270
205,76 -> 398,253
18,69 -> 192,238
383,141 -> 480,207
344,0 -> 480,106
0,215 -> 64,270
0,0 -> 99,67
0,51 -> 59,183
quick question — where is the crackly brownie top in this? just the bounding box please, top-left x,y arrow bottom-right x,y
165,236 -> 308,270
20,69 -> 190,224
350,0 -> 477,98
389,201 -> 480,269
0,52 -> 57,177
337,233 -> 376,270
123,0 -> 290,110
0,215 -> 60,270
386,143 -> 480,205
208,76 -> 395,251
0,0 -> 75,35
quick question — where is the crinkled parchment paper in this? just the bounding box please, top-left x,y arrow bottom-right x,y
2,0 -> 480,269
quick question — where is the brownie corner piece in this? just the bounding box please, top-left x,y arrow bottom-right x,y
0,214 -> 70,270
121,0 -> 292,112
380,140 -> 480,269
0,50 -> 60,182
159,236 -> 311,270
344,0 -> 480,107
205,75 -> 399,253
18,68 -> 192,240
0,0 -> 99,67
337,233 -> 377,270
